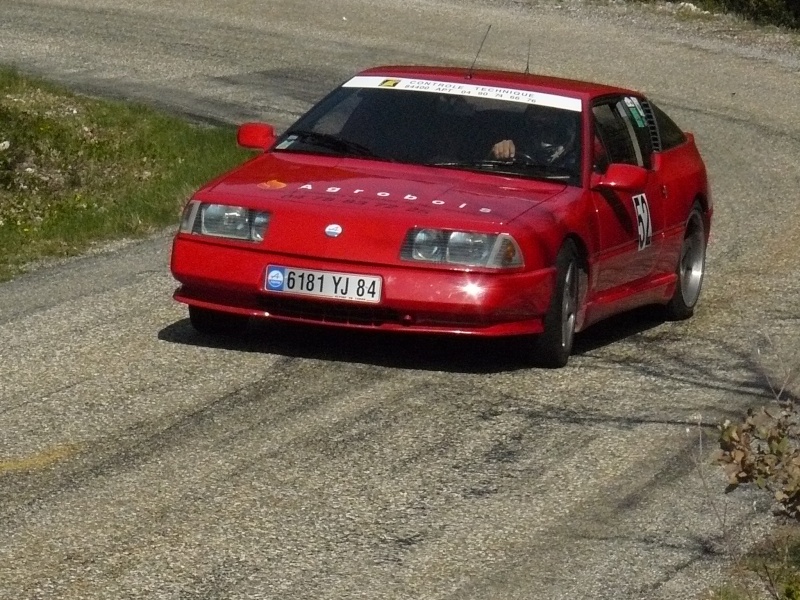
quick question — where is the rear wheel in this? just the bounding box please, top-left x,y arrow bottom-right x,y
531,240 -> 581,368
665,205 -> 706,320
188,305 -> 249,336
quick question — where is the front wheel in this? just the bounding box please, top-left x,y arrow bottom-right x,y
665,205 -> 707,320
188,305 -> 249,336
530,240 -> 581,368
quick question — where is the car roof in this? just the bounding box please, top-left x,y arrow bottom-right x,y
357,65 -> 638,101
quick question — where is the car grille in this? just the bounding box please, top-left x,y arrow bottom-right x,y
257,295 -> 402,327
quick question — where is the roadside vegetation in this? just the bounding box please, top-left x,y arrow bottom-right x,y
0,67 -> 248,281
698,0 -> 799,27
635,0 -> 800,28
709,347 -> 800,600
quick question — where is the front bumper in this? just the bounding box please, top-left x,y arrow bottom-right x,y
170,236 -> 555,336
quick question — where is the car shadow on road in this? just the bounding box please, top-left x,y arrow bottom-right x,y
158,305 -> 668,373
572,305 -> 667,354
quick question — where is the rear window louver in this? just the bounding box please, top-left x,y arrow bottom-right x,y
639,99 -> 662,153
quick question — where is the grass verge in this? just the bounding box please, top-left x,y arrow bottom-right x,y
0,67 -> 249,281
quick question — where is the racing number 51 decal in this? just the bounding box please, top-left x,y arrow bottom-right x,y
632,193 -> 652,251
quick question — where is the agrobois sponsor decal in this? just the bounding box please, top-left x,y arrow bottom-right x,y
260,182 -> 494,213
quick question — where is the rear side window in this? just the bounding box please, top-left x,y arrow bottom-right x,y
650,102 -> 686,150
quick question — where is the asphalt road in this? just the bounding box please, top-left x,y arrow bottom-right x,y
1,1 -> 800,598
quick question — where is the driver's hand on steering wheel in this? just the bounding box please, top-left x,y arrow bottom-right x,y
491,139 -> 515,160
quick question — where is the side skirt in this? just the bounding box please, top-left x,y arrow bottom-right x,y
579,273 -> 676,332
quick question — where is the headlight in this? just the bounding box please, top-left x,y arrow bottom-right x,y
447,231 -> 492,265
402,228 -> 523,268
411,228 -> 445,261
201,204 -> 250,239
178,200 -> 271,242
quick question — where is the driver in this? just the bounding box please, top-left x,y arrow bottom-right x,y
490,105 -> 578,167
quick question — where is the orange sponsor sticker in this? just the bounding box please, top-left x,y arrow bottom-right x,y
258,179 -> 287,190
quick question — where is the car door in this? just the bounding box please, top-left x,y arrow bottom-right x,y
589,96 -> 664,294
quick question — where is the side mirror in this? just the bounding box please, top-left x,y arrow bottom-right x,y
237,122 -> 276,151
591,163 -> 648,192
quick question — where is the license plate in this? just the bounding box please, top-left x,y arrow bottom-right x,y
265,265 -> 382,304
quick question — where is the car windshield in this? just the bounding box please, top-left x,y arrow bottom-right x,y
274,76 -> 583,185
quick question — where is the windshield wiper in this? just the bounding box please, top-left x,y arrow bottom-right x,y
428,159 -> 574,180
281,130 -> 375,158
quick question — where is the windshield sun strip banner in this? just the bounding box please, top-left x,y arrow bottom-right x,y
343,76 -> 582,112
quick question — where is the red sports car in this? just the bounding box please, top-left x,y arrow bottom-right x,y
170,65 -> 711,367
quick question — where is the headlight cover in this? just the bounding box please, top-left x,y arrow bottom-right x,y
179,200 -> 271,242
401,228 -> 523,268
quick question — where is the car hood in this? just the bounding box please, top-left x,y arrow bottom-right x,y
199,153 -> 567,221
194,152 -> 569,263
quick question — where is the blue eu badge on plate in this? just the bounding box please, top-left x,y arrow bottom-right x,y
266,266 -> 286,291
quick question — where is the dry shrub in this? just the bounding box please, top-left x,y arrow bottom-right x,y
717,406 -> 800,517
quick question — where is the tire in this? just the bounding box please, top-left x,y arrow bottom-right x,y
188,305 -> 249,336
665,205 -> 706,321
531,240 -> 581,368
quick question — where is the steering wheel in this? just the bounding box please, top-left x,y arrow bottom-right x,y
509,150 -> 538,165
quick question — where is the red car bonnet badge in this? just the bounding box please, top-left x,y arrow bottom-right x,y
325,224 -> 343,237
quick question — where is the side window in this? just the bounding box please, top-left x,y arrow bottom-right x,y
592,98 -> 651,169
592,103 -> 637,167
622,97 -> 653,163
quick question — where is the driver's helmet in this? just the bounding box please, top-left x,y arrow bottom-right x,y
525,106 -> 578,163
